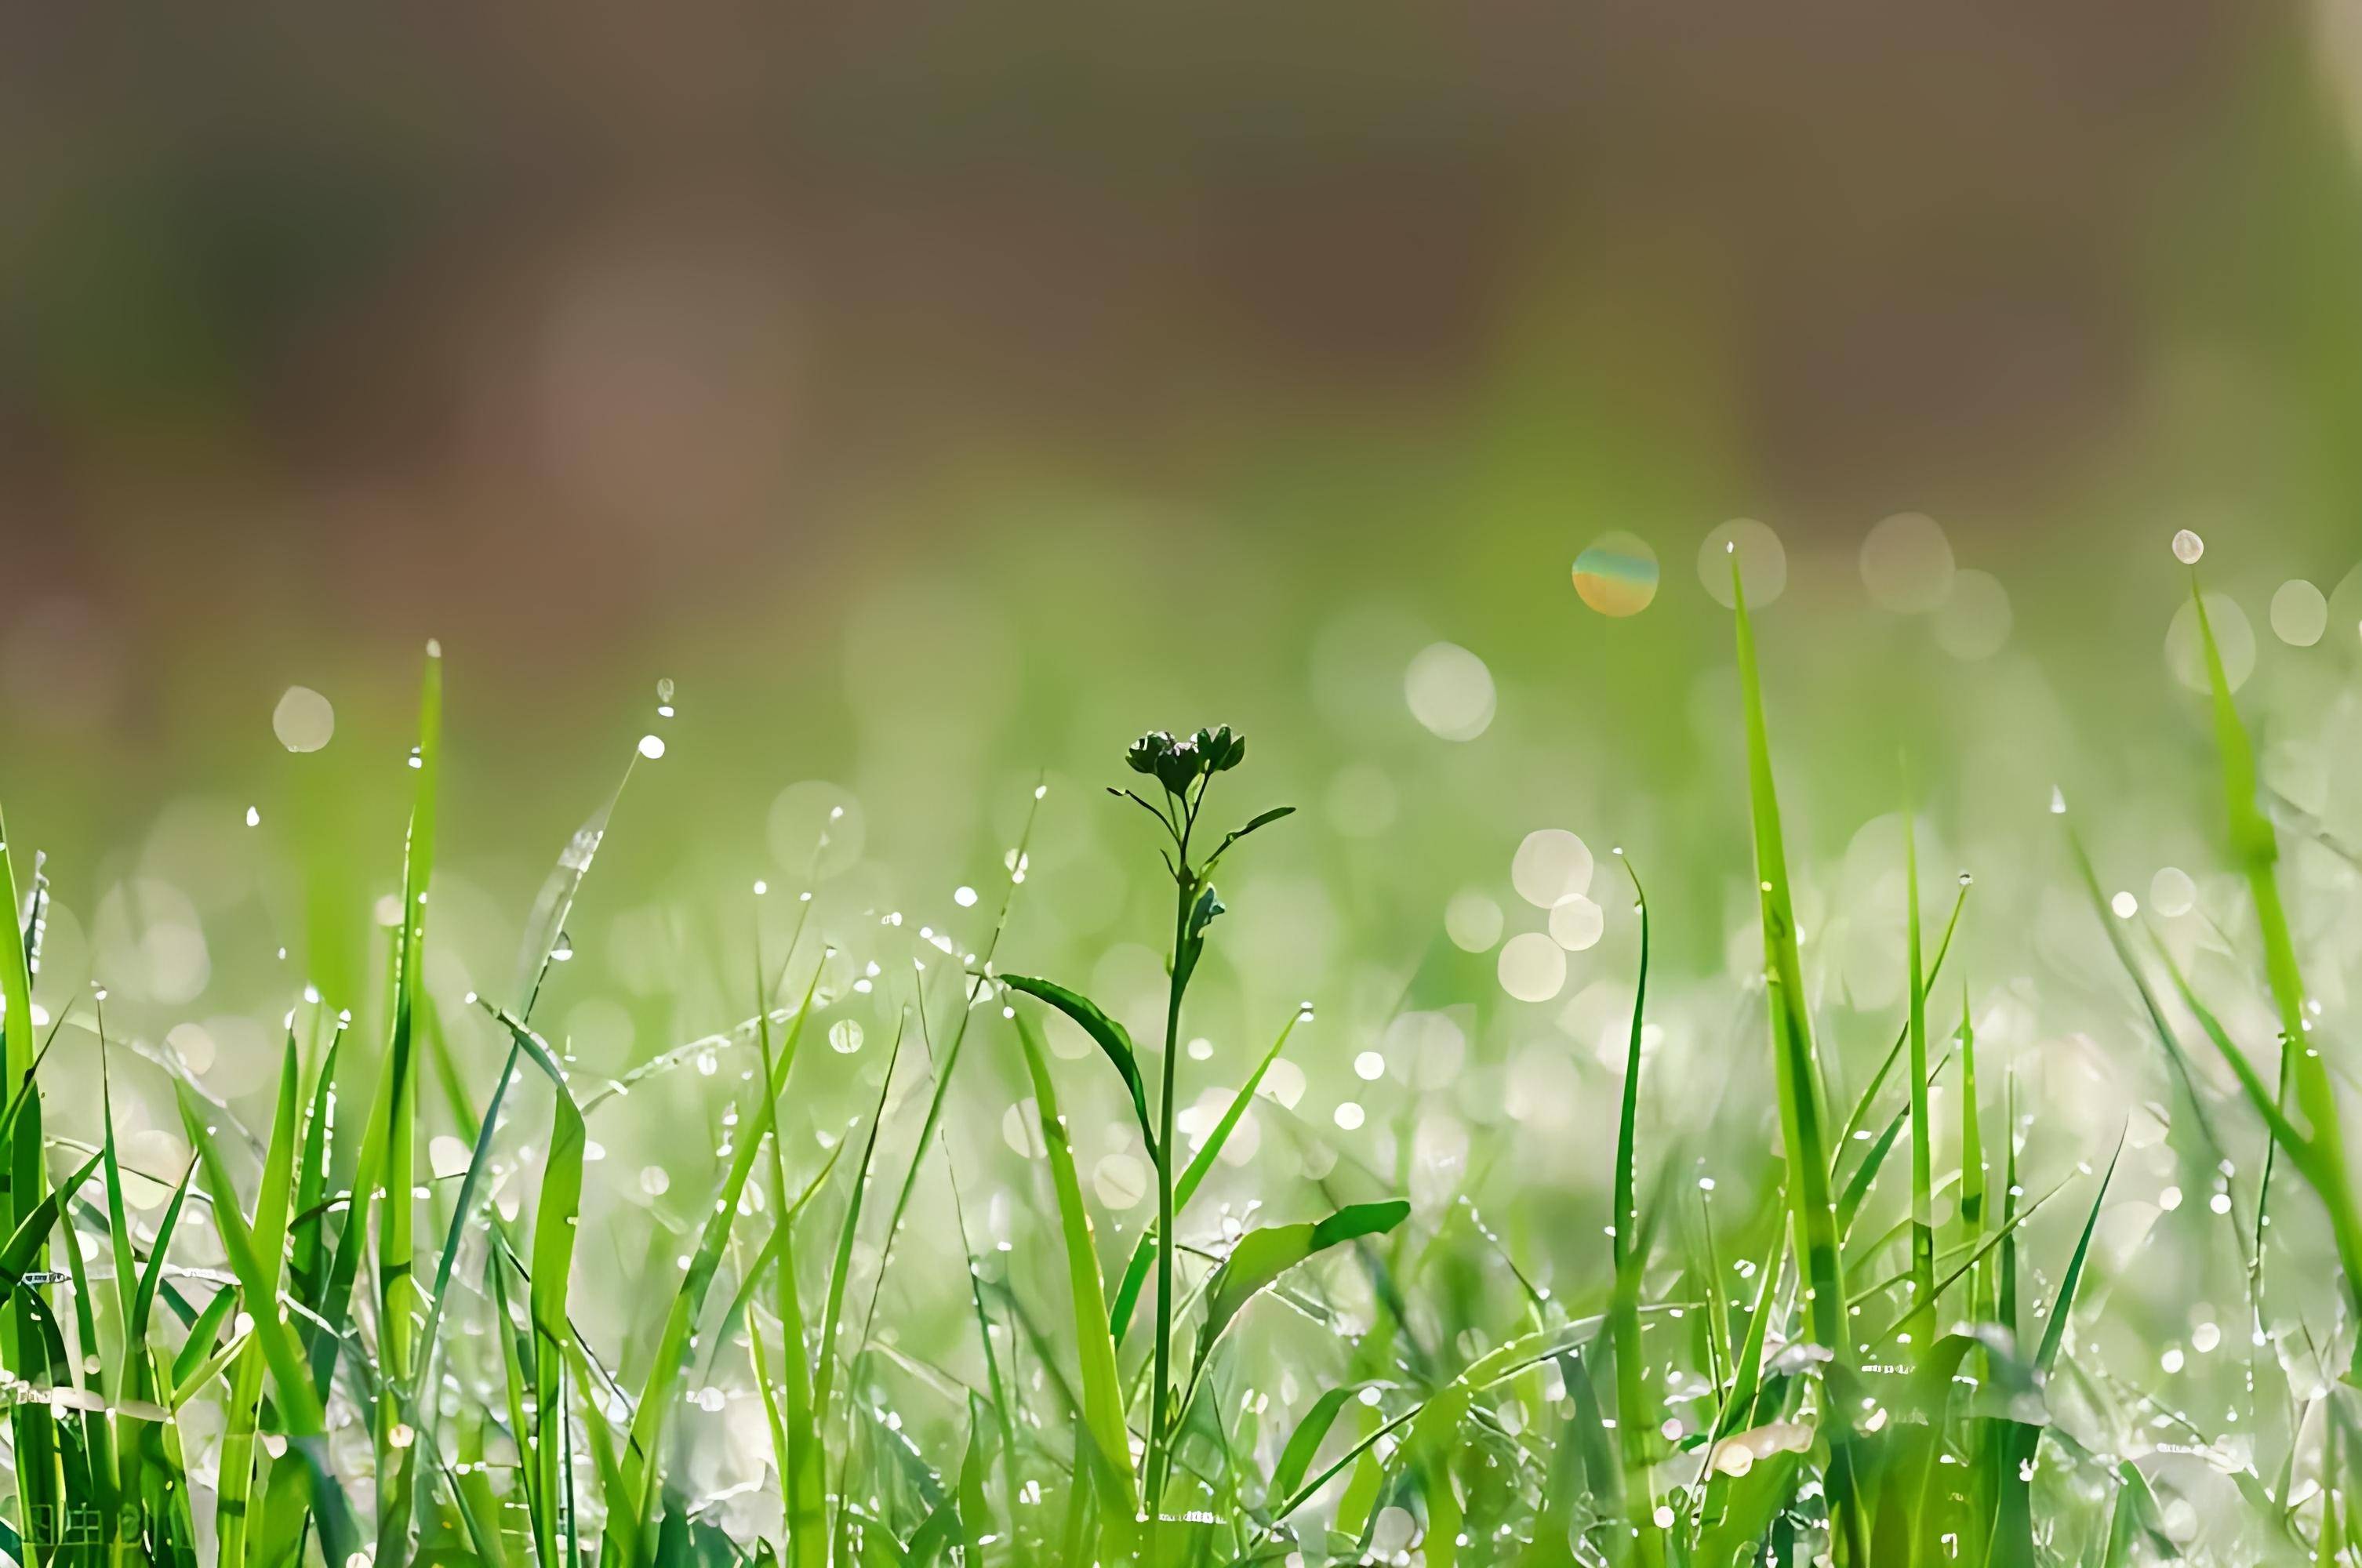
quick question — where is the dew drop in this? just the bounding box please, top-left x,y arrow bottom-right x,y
2171,528 -> 2204,565
638,734 -> 667,760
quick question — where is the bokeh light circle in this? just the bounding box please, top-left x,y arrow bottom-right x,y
1859,513 -> 1955,612
1548,894 -> 1604,951
1698,520 -> 1787,608
1497,932 -> 1568,1002
2271,579 -> 2327,647
273,686 -> 336,753
2164,592 -> 2255,694
1404,642 -> 1495,741
1511,829 -> 1593,909
1572,532 -> 1659,617
1931,569 -> 2011,661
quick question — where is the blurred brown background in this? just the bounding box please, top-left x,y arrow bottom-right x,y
2,0 -> 2357,923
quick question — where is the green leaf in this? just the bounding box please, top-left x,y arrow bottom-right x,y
1001,975 -> 1159,1167
1268,1382 -> 1375,1509
1194,1200 -> 1410,1364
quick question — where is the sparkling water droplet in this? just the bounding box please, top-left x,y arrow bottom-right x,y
551,931 -> 573,962
2171,528 -> 2204,564
245,806 -> 261,828
829,1019 -> 864,1055
638,734 -> 667,760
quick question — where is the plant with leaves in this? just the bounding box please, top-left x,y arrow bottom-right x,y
1005,726 -> 1298,1526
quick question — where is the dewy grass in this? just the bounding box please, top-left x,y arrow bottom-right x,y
2,533 -> 2360,1567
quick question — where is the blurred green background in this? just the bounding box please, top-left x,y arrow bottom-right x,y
5,0 -> 2362,1064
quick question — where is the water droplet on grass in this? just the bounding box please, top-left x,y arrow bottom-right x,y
2171,528 -> 2205,564
1699,519 -> 1787,608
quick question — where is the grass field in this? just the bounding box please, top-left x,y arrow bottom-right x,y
2,529 -> 2358,1568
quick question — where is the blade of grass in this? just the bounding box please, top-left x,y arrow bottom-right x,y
1608,848 -> 1662,1567
1009,1004 -> 1139,1524
1902,800 -> 1936,1349
1728,551 -> 1859,1560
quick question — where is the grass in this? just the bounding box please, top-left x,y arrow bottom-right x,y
0,536 -> 2357,1566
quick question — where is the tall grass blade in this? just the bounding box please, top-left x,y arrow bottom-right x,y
1009,1004 -> 1139,1523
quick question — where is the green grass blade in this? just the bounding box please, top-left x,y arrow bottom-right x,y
2186,568 -> 2359,1361
1010,1004 -> 1139,1523
1726,553 -> 1859,1563
479,1006 -> 589,1568
754,962 -> 827,1568
604,962 -> 824,1566
813,1011 -> 908,1446
1902,802 -> 1936,1348
1727,555 -> 1847,1353
1988,1138 -> 2120,1568
1608,850 -> 1662,1566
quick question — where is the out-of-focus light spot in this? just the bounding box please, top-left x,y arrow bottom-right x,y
2159,1185 -> 2182,1211
429,1135 -> 471,1180
1092,1153 -> 1149,1210
1404,643 -> 1495,741
1187,1036 -> 1213,1061
2110,891 -> 2139,920
1859,514 -> 1955,612
639,1165 -> 671,1197
1333,1102 -> 1365,1131
1260,1059 -> 1306,1109
954,885 -> 978,908
167,1022 -> 217,1074
1354,1051 -> 1386,1081
1571,532 -> 1659,617
638,734 -> 667,760
2271,579 -> 2327,647
1512,829 -> 1593,909
1001,1099 -> 1045,1158
828,1019 -> 863,1055
1932,569 -> 2011,660
1698,520 -> 1787,608
1549,894 -> 1604,951
1445,890 -> 1503,952
1498,932 -> 1567,1003
273,686 -> 336,753
2166,593 -> 2255,694
2150,867 -> 2195,917
2160,1346 -> 2185,1374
